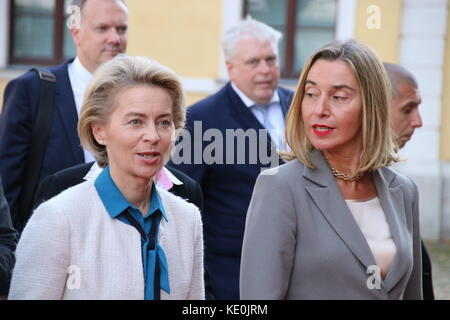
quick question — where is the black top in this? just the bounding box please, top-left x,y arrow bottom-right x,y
0,178 -> 19,295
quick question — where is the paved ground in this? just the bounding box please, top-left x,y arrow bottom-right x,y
425,241 -> 450,300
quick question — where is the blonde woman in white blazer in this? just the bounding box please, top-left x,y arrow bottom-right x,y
9,56 -> 204,300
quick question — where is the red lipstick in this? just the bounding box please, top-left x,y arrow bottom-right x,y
312,124 -> 334,137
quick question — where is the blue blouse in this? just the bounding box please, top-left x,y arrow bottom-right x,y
94,166 -> 170,299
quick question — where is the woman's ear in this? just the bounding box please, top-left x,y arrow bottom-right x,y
91,122 -> 106,146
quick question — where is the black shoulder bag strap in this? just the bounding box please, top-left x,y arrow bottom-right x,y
16,69 -> 56,232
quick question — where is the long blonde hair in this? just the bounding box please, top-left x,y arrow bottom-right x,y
284,39 -> 398,176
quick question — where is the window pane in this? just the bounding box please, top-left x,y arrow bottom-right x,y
13,0 -> 55,59
63,27 -> 76,59
246,0 -> 286,26
63,0 -> 76,59
294,27 -> 335,72
246,0 -> 286,69
294,0 -> 336,71
296,0 -> 336,27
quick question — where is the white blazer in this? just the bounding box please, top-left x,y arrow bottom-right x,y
9,180 -> 204,300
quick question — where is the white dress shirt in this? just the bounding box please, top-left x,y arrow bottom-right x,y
345,197 -> 397,279
231,82 -> 286,151
68,57 -> 95,163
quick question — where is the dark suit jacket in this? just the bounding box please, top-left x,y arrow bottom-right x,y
0,60 -> 84,231
422,242 -> 434,300
168,82 -> 294,299
0,177 -> 19,295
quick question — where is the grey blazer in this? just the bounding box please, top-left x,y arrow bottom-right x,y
240,150 -> 422,300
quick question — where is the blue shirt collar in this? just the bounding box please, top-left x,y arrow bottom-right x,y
94,166 -> 168,221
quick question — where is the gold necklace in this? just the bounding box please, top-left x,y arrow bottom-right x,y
330,167 -> 364,182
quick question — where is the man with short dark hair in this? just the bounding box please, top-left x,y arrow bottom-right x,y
0,0 -> 128,231
384,62 -> 434,300
384,63 -> 423,148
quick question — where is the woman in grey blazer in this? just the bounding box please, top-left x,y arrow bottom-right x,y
240,39 -> 422,300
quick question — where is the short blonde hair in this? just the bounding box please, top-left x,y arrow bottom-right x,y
284,39 -> 398,176
78,55 -> 185,167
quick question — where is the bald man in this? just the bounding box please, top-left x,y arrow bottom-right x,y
384,62 -> 434,300
384,63 -> 423,148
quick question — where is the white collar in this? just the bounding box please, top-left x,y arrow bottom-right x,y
69,57 -> 93,86
83,163 -> 183,190
230,82 -> 280,108
162,167 -> 183,186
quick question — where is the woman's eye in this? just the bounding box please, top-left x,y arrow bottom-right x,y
158,120 -> 171,127
403,107 -> 413,115
129,119 -> 141,126
333,96 -> 346,101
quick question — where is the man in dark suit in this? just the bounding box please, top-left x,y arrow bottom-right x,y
384,62 -> 434,300
168,18 -> 294,299
0,177 -> 18,298
0,0 -> 128,231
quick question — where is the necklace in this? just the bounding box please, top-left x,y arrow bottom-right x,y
330,167 -> 364,182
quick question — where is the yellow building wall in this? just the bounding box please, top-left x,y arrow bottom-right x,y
0,76 -> 208,111
185,93 -> 210,106
441,5 -> 450,161
126,0 -> 222,78
126,0 -> 223,105
354,0 -> 403,63
0,1 -> 221,109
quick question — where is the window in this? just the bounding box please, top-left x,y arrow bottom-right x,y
245,0 -> 337,78
9,0 -> 76,66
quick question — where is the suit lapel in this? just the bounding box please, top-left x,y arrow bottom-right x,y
304,150 -> 410,292
303,150 -> 377,270
373,168 -> 409,292
226,83 -> 288,166
51,60 -> 84,163
226,83 -> 265,132
277,87 -> 293,118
